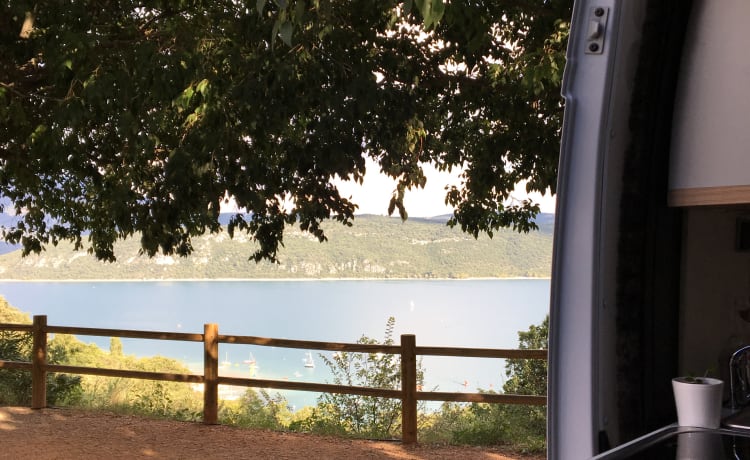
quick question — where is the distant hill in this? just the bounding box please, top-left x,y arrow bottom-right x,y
0,214 -> 553,280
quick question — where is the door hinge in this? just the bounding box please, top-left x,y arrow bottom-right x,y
585,7 -> 609,54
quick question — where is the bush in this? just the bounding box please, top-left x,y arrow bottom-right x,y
221,389 -> 291,430
418,316 -> 548,453
302,317 -> 425,439
0,297 -> 83,406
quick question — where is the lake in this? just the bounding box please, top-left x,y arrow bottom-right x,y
0,279 -> 549,410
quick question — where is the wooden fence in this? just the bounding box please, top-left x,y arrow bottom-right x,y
0,315 -> 547,444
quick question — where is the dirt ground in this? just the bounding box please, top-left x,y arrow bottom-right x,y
0,406 -> 544,459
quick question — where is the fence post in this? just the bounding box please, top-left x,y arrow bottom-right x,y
401,334 -> 417,444
31,315 -> 47,409
203,323 -> 219,424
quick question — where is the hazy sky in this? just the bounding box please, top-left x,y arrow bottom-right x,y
335,158 -> 556,217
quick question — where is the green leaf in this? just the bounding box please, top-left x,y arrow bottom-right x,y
280,21 -> 293,47
271,19 -> 281,48
195,79 -> 209,96
256,0 -> 266,15
173,86 -> 195,111
415,0 -> 445,29
30,124 -> 47,143
294,0 -> 306,20
429,0 -> 445,26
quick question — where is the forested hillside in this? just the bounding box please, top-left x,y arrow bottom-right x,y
0,214 -> 553,280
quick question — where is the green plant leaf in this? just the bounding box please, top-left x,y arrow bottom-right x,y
280,21 -> 293,47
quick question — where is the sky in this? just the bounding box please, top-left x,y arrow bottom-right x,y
334,158 -> 556,217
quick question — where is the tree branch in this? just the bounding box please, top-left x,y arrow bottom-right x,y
19,10 -> 35,39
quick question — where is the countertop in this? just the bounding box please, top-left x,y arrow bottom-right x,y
591,424 -> 750,459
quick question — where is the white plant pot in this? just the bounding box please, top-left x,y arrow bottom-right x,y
672,377 -> 724,429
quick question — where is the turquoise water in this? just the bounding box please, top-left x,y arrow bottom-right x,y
0,279 -> 549,409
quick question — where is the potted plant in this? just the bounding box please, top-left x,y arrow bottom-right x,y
672,375 -> 724,429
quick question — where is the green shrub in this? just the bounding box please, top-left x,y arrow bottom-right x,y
299,317 -> 425,439
221,389 -> 290,430
0,297 -> 83,406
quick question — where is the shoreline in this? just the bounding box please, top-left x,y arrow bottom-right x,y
0,276 -> 550,283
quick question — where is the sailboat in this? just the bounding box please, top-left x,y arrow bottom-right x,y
244,353 -> 258,377
303,351 -> 315,368
220,352 -> 231,367
243,353 -> 256,366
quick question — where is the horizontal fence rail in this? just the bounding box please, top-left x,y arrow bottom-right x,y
0,315 -> 547,444
48,326 -> 205,342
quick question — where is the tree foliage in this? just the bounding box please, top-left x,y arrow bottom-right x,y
420,315 -> 548,452
498,315 -> 548,450
0,296 -> 83,406
504,314 -> 548,396
0,1 -> 571,262
222,388 -> 292,430
314,316 -> 424,438
46,333 -> 202,419
0,297 -> 33,403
